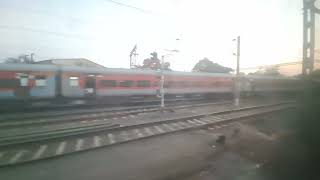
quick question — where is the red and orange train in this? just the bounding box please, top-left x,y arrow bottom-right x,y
0,63 -> 300,106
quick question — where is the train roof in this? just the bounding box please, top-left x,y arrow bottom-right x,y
61,66 -> 158,75
0,63 -> 300,80
164,70 -> 234,77
0,63 -> 233,77
244,74 -> 300,80
0,63 -> 58,71
61,65 -> 235,77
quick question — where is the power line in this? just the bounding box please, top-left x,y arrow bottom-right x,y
103,0 -> 153,14
0,25 -> 95,40
0,6 -> 88,25
241,59 -> 320,70
241,62 -> 301,70
0,1 -> 155,41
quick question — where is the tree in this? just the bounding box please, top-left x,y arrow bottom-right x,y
137,52 -> 171,70
142,52 -> 160,69
4,57 -> 21,63
3,54 -> 34,64
264,67 -> 281,76
249,66 -> 281,76
310,69 -> 320,78
192,58 -> 233,73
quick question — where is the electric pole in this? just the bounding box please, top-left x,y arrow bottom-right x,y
160,49 -> 179,109
129,44 -> 137,68
234,36 -> 240,106
30,53 -> 35,63
160,55 -> 165,109
302,0 -> 320,75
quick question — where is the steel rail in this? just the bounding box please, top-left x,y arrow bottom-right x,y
0,102 -> 295,167
0,100 -> 233,129
0,102 -> 294,146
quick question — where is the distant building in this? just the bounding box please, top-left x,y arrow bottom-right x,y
36,58 -> 105,68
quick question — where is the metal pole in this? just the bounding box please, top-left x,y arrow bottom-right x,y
302,0 -> 316,75
160,55 -> 165,108
236,36 -> 240,76
30,53 -> 34,62
129,45 -> 137,69
235,36 -> 240,106
129,55 -> 132,69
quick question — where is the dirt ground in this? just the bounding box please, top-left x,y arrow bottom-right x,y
180,109 -> 314,180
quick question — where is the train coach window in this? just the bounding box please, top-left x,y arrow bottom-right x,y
212,81 -> 221,86
69,76 -> 79,87
20,76 -> 29,86
0,79 -> 19,88
164,82 -> 169,88
178,81 -> 187,87
35,76 -> 47,87
100,80 -> 117,87
119,80 -> 133,87
195,82 -> 203,87
137,80 -> 150,87
168,81 -> 175,87
153,81 -> 159,87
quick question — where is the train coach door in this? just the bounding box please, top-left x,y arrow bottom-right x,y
85,75 -> 96,97
15,74 -> 30,98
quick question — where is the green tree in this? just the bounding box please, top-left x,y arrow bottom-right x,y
192,58 -> 233,73
3,54 -> 34,64
249,67 -> 281,76
264,67 -> 281,76
138,52 -> 171,70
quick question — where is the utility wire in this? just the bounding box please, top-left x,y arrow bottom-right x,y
104,0 -> 153,14
0,1 -> 155,40
0,25 -> 94,40
241,59 -> 320,70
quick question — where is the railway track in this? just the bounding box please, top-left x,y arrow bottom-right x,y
0,100 -> 232,129
0,97 -> 209,120
0,96 -> 207,113
0,102 -> 295,167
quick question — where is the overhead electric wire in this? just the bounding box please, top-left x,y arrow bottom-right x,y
241,59 -> 320,70
103,0 -> 153,14
0,6 -> 88,25
0,25 -> 94,40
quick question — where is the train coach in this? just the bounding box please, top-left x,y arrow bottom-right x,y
61,66 -> 235,98
0,64 -> 58,100
242,75 -> 302,95
0,63 -> 301,107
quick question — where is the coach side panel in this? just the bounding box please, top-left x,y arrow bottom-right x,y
163,75 -> 233,94
29,71 -> 56,98
60,72 -> 85,97
0,71 -> 56,99
95,74 -> 159,96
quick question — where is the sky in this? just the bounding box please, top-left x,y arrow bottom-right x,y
0,0 -> 315,72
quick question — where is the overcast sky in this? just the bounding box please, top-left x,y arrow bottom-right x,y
0,0 -> 315,71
